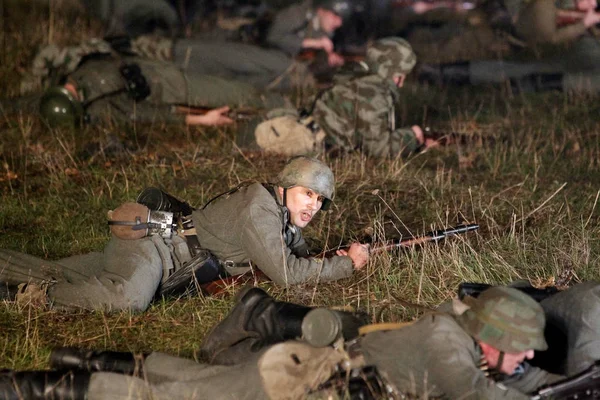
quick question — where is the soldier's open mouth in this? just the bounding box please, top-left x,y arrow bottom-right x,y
301,211 -> 312,222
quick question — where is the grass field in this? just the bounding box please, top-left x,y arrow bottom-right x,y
0,0 -> 599,374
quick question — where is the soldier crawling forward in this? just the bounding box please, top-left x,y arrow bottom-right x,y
0,285 -> 578,399
243,38 -> 439,158
0,157 -> 369,311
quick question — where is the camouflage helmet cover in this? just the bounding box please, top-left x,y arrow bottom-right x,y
366,37 -> 417,80
39,86 -> 84,128
458,286 -> 548,353
313,0 -> 354,19
277,156 -> 335,210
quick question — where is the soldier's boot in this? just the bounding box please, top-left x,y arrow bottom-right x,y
418,62 -> 471,86
200,286 -> 311,364
0,369 -> 90,400
201,287 -> 368,365
510,73 -> 564,93
49,347 -> 146,375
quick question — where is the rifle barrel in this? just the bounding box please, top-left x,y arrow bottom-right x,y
319,223 -> 479,257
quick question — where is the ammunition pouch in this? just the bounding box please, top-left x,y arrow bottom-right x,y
119,63 -> 151,102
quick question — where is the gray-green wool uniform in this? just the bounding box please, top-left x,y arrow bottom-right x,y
172,39 -> 295,90
192,183 -> 353,286
265,0 -> 331,57
69,56 -> 277,124
361,311 -> 563,399
0,234 -> 192,311
540,282 -> 600,376
312,74 -> 420,158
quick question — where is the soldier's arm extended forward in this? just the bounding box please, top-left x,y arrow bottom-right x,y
239,200 -> 354,286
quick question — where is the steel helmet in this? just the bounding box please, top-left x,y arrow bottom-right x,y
366,37 -> 417,80
458,286 -> 548,353
277,156 -> 335,210
39,86 -> 85,128
313,0 -> 354,20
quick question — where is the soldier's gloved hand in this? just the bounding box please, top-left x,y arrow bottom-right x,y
337,242 -> 369,270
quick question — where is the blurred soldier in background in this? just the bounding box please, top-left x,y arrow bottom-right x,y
238,38 -> 439,157
418,0 -> 600,92
79,0 -> 204,37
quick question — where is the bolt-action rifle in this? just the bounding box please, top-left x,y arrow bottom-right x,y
458,282 -> 560,302
198,224 -> 479,297
318,223 -> 479,258
530,361 -> 600,399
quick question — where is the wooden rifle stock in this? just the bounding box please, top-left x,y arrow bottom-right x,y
318,223 -> 479,258
199,269 -> 269,297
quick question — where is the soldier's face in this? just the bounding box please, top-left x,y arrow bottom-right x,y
317,9 -> 343,33
576,0 -> 597,11
481,343 -> 535,375
279,186 -> 323,228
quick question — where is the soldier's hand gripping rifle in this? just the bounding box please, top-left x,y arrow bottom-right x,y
199,224 -> 479,297
530,361 -> 600,399
318,223 -> 479,258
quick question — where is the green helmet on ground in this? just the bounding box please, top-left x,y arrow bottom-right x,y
458,286 -> 548,353
39,86 -> 84,128
277,156 -> 335,210
313,0 -> 354,20
366,37 -> 417,80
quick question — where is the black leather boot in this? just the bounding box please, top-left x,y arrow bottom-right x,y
0,369 -> 90,400
200,287 -> 368,365
200,286 -> 312,365
50,347 -> 146,375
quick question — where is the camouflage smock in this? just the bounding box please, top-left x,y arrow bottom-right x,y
361,311 -> 563,399
191,183 -> 353,286
312,74 -> 420,158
